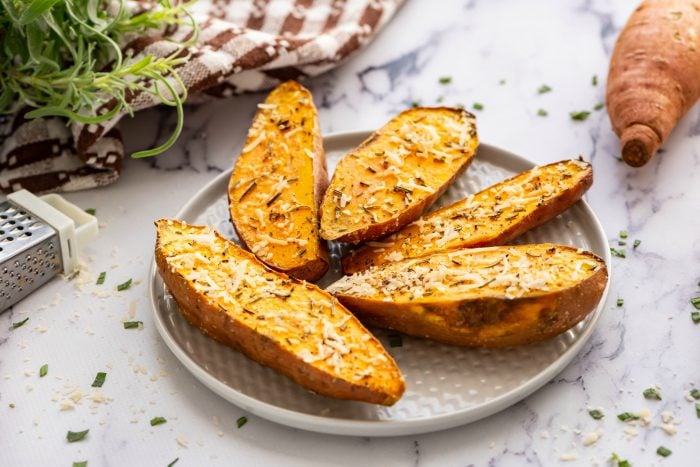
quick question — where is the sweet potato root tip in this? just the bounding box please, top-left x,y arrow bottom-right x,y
621,123 -> 660,167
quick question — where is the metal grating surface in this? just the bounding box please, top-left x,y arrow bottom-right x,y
0,200 -> 61,308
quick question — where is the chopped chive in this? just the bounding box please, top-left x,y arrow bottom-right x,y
611,453 -> 631,467
167,459 -> 179,467
691,297 -> 700,309
617,412 -> 640,422
592,75 -> 598,86
618,240 -> 626,246
691,388 -> 700,399
617,299 -> 624,307
643,387 -> 662,400
633,239 -> 641,249
656,446 -> 672,457
570,110 -> 591,121
11,317 -> 29,329
436,96 -> 444,103
92,372 -> 106,388
499,79 -> 506,85
85,209 -> 96,216
123,321 -> 143,329
96,271 -> 106,285
472,102 -> 484,111
237,416 -> 248,428
610,247 -> 626,258
410,100 -> 420,108
594,102 -> 604,111
39,364 -> 48,378
150,416 -> 167,426
116,278 -> 132,291
66,429 -> 89,442
696,402 -> 700,418
73,462 -> 88,467
538,84 -> 552,94
9,403 -> 15,408
438,76 -> 452,85
388,334 -> 403,348
691,311 -> 700,324
537,108 -> 548,117
588,409 -> 604,420
619,230 -> 628,239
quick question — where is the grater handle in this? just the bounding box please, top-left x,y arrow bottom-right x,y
6,190 -> 98,275
40,194 -> 98,251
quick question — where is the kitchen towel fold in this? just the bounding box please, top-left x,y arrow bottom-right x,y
0,0 -> 403,194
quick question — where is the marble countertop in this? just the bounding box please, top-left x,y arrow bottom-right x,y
3,0 -> 700,465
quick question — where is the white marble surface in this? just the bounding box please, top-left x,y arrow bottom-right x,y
2,0 -> 700,465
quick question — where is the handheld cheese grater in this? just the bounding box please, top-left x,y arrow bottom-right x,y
0,189 -> 98,311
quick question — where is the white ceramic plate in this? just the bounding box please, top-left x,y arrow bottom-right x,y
149,131 -> 611,437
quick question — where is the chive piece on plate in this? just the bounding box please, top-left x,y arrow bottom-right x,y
85,209 -> 96,216
537,108 -> 548,117
620,230 -> 628,239
696,402 -> 700,419
617,299 -> 624,307
39,364 -> 48,378
690,388 -> 700,399
11,317 -> 29,329
589,409 -> 604,420
656,446 -> 672,457
592,75 -> 598,86
691,297 -> 700,309
237,416 -> 248,428
610,247 -> 626,258
388,334 -> 403,348
123,321 -> 143,329
633,239 -> 641,249
594,102 -> 604,111
538,84 -> 552,94
92,372 -> 106,388
472,102 -> 484,111
96,272 -> 106,285
438,76 -> 452,85
66,429 -> 89,442
643,387 -> 662,400
73,462 -> 88,467
150,416 -> 167,426
167,459 -> 179,467
117,278 -> 132,291
691,311 -> 700,324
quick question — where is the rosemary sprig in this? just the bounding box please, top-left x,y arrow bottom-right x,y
0,0 -> 199,158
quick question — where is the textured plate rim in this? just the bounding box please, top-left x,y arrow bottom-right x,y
149,130 -> 611,437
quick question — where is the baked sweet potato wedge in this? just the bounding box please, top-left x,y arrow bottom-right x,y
328,244 -> 607,347
155,219 -> 405,405
229,80 -> 329,282
342,159 -> 593,274
320,107 -> 478,243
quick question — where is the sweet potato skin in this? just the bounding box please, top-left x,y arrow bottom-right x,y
229,80 -> 329,282
342,159 -> 593,274
320,107 -> 478,243
330,245 -> 608,347
606,0 -> 700,166
155,219 -> 404,405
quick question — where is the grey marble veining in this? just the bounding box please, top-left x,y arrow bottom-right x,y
2,0 -> 699,465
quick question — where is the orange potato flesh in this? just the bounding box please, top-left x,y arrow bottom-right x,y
320,107 -> 478,243
155,219 -> 405,405
328,244 -> 608,347
343,159 -> 593,274
229,81 -> 329,282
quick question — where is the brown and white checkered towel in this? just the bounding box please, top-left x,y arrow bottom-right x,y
0,0 -> 404,194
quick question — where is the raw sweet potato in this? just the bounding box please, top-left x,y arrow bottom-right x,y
328,244 -> 608,347
155,219 -> 405,405
342,159 -> 592,274
319,107 -> 478,243
229,81 -> 329,282
607,0 -> 700,166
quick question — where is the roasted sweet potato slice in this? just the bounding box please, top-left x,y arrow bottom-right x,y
320,107 -> 478,243
328,244 -> 607,347
342,159 -> 593,273
229,80 -> 329,282
155,219 -> 405,406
